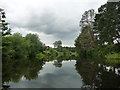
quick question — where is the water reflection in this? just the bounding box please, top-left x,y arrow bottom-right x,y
75,59 -> 120,88
2,58 -> 45,84
53,60 -> 63,68
2,57 -> 120,88
4,60 -> 83,88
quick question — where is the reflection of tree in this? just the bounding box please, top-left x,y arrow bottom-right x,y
53,60 -> 63,68
2,58 -> 45,83
96,65 -> 120,88
75,59 -> 120,88
24,59 -> 45,80
75,60 -> 97,89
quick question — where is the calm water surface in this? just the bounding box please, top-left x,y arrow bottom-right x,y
9,60 -> 83,88
3,60 -> 120,88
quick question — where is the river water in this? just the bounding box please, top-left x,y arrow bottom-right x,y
3,60 -> 120,88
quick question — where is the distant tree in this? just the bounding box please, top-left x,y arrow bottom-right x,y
53,40 -> 62,48
53,60 -> 62,68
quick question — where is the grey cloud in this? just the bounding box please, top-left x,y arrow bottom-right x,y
11,10 -> 79,42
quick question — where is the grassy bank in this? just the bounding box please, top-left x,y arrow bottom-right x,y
105,53 -> 120,59
105,53 -> 120,67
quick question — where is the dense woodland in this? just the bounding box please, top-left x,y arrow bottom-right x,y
0,1 -> 120,68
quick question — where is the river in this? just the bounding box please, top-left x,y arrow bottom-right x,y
2,59 -> 120,88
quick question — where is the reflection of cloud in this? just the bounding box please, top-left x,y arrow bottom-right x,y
21,76 -> 26,81
10,61 -> 83,88
37,61 -> 83,88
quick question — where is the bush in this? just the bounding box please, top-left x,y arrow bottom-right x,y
36,53 -> 45,60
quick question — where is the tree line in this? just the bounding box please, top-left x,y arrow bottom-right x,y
2,32 -> 76,62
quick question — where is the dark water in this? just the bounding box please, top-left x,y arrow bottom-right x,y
2,59 -> 120,88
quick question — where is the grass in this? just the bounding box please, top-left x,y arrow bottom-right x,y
105,53 -> 120,59
105,53 -> 120,67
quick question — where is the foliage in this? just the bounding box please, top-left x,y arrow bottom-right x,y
2,32 -> 46,83
43,48 -> 58,61
105,53 -> 120,67
2,33 -> 31,61
25,33 -> 45,57
93,43 -> 120,58
75,2 -> 120,62
105,53 -> 120,59
75,9 -> 95,58
0,8 -> 11,36
93,2 -> 120,45
40,46 -> 76,61
1,8 -> 11,62
2,57 -> 45,83
53,40 -> 62,48
36,53 -> 46,60
2,33 -> 46,62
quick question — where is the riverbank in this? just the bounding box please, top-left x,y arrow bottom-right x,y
105,53 -> 120,59
105,53 -> 120,67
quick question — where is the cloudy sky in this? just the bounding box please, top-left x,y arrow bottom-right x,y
0,0 -> 108,47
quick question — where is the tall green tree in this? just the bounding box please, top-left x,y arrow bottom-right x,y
93,2 -> 120,45
75,9 -> 95,57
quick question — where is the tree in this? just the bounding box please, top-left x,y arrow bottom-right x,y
2,33 -> 31,60
1,8 -> 11,57
53,60 -> 62,68
75,9 -> 96,58
53,40 -> 62,48
80,9 -> 95,49
25,33 -> 45,57
0,8 -> 11,37
80,9 -> 95,28
93,2 -> 120,45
